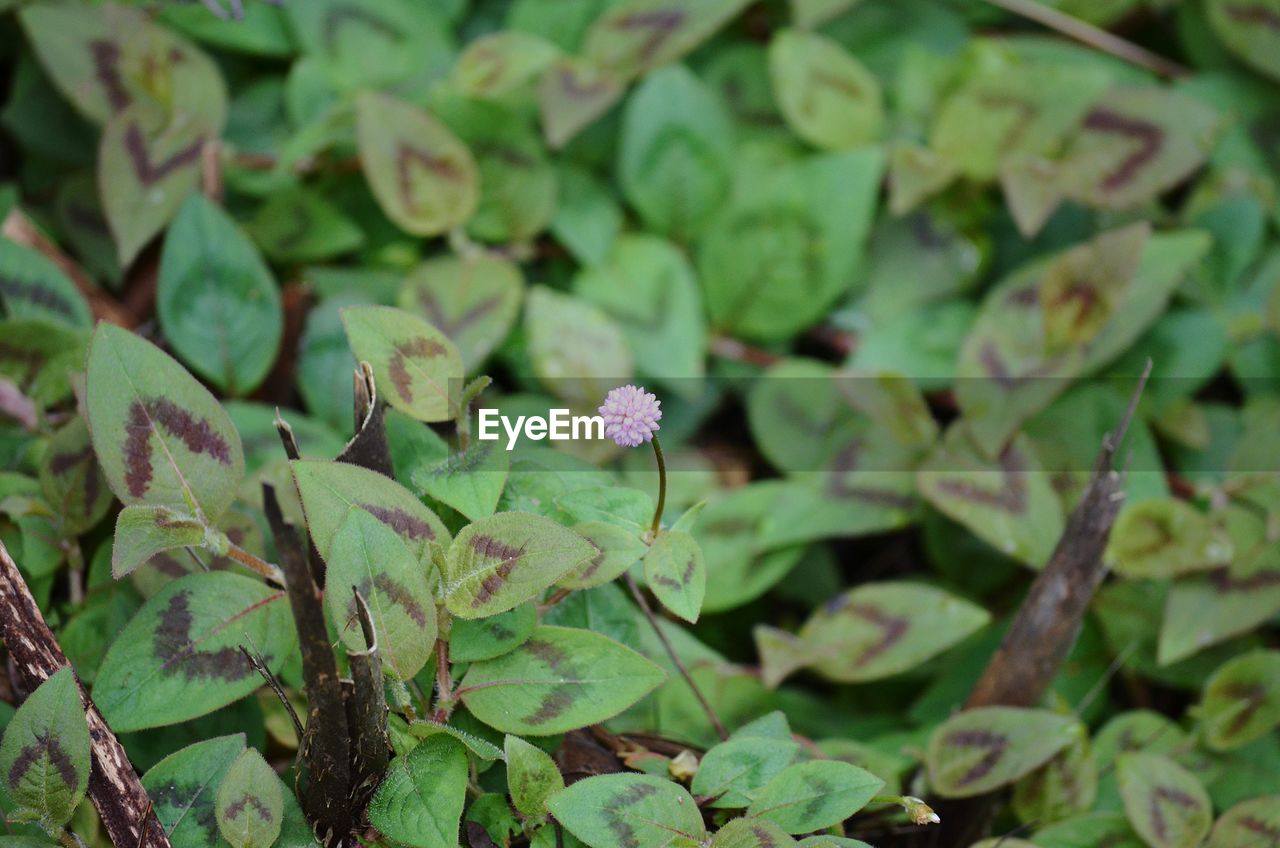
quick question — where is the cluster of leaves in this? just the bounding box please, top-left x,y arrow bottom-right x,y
1,1 -> 1280,848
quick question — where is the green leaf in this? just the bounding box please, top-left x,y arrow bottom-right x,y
450,603 -> 537,663
0,240 -> 91,329
562,521 -> 648,590
111,504 -> 207,579
1207,0 -> 1280,81
711,818 -> 798,848
583,0 -> 750,79
86,323 -> 245,521
746,760 -> 882,835
1116,753 -> 1212,848
525,286 -> 633,409
142,735 -> 246,848
341,305 -> 464,423
368,735 -> 469,848
407,427 -> 510,521
444,512 -> 597,619
323,508 -> 438,680
158,193 -> 284,396
93,572 -> 294,731
406,721 -> 505,761
538,57 -> 625,149
691,483 -> 805,613
0,668 -> 90,830
452,31 -> 560,98
769,29 -> 882,150
1105,498 -> 1232,579
459,625 -> 666,735
1199,650 -> 1280,751
644,530 -> 706,623
1208,795 -> 1280,848
292,459 -> 449,566
1157,561 -> 1280,665
692,736 -> 801,808
505,735 -> 564,819
1011,736 -> 1097,826
216,749 -> 283,848
247,187 -> 364,264
618,64 -> 733,240
790,0 -> 861,28
398,253 -> 523,372
757,581 -> 990,687
548,773 -> 706,848
37,417 -> 112,536
355,91 -> 478,237
927,707 -> 1082,798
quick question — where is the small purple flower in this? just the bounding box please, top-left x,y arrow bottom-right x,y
599,385 -> 662,447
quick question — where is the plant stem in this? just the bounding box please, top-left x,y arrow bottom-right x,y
225,543 -> 286,587
432,637 -> 453,722
649,435 -> 667,537
625,572 -> 728,741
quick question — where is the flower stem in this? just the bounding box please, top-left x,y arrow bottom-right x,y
649,435 -> 667,536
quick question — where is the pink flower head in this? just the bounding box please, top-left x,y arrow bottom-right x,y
599,384 -> 661,447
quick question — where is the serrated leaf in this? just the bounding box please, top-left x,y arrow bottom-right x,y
368,735 -> 468,848
111,504 -> 207,579
445,512 -> 597,619
341,305 -> 463,423
1208,795 -> 1280,848
548,773 -> 706,848
398,253 -> 523,372
505,735 -> 564,819
927,707 -> 1081,798
37,417 -> 112,536
292,459 -> 449,566
1199,650 -> 1280,751
449,602 -> 537,663
1105,498 -> 1232,579
746,760 -> 883,834
158,193 -> 283,396
93,572 -> 294,731
216,749 -> 283,848
769,29 -> 882,150
141,735 -> 246,848
0,668 -> 90,830
692,736 -> 801,808
0,240 -> 91,329
355,91 -> 478,237
1116,753 -> 1212,848
86,323 -> 245,521
323,508 -> 437,680
459,625 -> 666,735
644,530 -> 705,623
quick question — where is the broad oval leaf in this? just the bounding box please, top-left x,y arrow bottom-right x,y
583,0 -> 749,79
525,285 -> 633,409
562,521 -> 648,590
141,735 -> 246,848
1207,0 -> 1280,82
368,735 -> 469,848
769,29 -> 882,151
323,508 -> 437,680
1208,795 -> 1280,848
341,305 -> 463,423
86,323 -> 245,521
459,625 -> 666,735
93,572 -> 294,731
0,240 -> 92,329
927,707 -> 1081,798
355,91 -> 478,237
1157,560 -> 1280,666
538,57 -> 624,149
548,773 -> 706,848
452,31 -> 560,98
505,735 -> 564,819
711,817 -> 798,848
38,416 -> 112,536
216,748 -> 283,848
398,253 -> 524,372
0,668 -> 90,829
444,511 -> 597,619
692,736 -> 802,809
644,530 -> 706,623
1116,753 -> 1212,848
1198,650 -> 1280,751
1011,736 -> 1097,826
1105,498 -> 1231,579
157,193 -> 283,396
450,603 -> 537,663
746,760 -> 883,835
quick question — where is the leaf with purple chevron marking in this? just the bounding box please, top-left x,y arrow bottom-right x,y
917,425 -> 1063,568
450,602 -> 537,663
1011,734 -> 1098,826
355,91 -> 478,237
215,748 -> 283,848
643,530 -> 705,623
292,458 -> 449,565
0,319 -> 87,410
111,503 -> 207,579
537,56 -> 625,149
141,735 -> 246,848
341,305 -> 463,423
1208,0 -> 1280,81
548,772 -> 705,848
459,625 -> 665,735
769,29 -> 882,151
397,253 -> 523,372
710,818 -> 799,848
1208,795 -> 1280,848
1157,559 -> 1280,665
1198,650 -> 1280,751
1105,497 -> 1232,580
452,30 -> 561,99
505,735 -> 564,820
93,572 -> 294,731
560,520 -> 647,590
746,760 -> 882,835
445,511 -> 597,619
368,735 -> 468,848
0,240 -> 92,329
757,581 -> 990,688
322,507 -> 437,680
38,416 -> 112,536
0,668 -> 90,830
583,0 -> 750,80
927,707 -> 1081,798
1116,753 -> 1212,848
85,323 -> 245,521
692,736 -> 802,809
